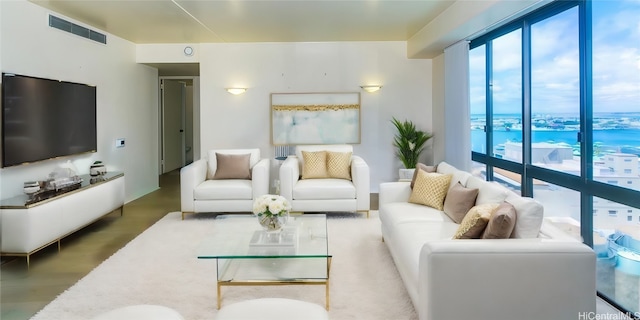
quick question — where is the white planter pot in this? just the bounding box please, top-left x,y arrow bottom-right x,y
398,168 -> 415,180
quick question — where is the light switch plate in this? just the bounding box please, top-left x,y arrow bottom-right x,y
115,138 -> 125,148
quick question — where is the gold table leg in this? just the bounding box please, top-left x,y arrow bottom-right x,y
217,282 -> 222,309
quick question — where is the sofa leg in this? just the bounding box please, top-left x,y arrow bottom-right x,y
182,212 -> 193,220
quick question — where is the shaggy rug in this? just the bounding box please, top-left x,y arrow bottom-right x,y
31,211 -> 417,320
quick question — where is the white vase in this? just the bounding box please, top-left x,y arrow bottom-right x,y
399,168 -> 415,180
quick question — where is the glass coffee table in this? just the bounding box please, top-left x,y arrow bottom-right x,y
197,214 -> 331,310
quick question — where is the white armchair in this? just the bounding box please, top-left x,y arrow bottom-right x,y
279,145 -> 370,217
180,148 -> 269,219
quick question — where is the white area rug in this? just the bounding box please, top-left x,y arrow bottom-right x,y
31,212 -> 417,320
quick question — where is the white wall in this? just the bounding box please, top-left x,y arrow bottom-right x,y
0,0 -> 159,202
196,42 -> 432,192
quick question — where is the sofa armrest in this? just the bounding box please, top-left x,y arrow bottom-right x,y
279,156 -> 300,202
251,158 -> 270,199
351,156 -> 370,210
180,159 -> 207,212
418,239 -> 595,320
379,182 -> 412,206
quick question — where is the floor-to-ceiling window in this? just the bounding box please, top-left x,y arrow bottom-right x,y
470,0 -> 640,314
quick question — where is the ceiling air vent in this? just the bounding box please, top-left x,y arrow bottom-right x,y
49,15 -> 107,44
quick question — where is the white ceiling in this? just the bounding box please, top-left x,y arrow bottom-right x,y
30,0 -> 456,44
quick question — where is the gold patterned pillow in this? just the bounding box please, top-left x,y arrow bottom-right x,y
301,151 -> 328,179
408,170 -> 452,210
453,203 -> 500,239
327,151 -> 352,180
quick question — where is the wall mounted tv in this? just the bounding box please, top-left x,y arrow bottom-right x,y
1,73 -> 97,168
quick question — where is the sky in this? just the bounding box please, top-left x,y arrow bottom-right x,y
469,0 -> 640,115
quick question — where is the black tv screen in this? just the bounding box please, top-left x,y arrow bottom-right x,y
1,73 -> 97,167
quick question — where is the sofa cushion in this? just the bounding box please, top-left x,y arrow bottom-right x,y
409,170 -> 452,211
301,151 -> 328,179
505,192 -> 544,238
212,153 -> 251,180
465,176 -> 509,205
379,202 -> 451,228
327,151 -> 352,180
453,203 -> 500,239
383,220 -> 460,298
410,163 -> 436,189
207,148 -> 261,179
482,201 -> 517,239
443,182 -> 479,224
296,144 -> 353,172
194,180 -> 253,200
436,162 -> 472,192
292,179 -> 355,200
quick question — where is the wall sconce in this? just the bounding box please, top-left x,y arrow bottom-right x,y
226,88 -> 247,95
360,85 -> 382,93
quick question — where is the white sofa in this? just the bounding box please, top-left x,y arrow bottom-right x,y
279,144 -> 370,217
180,148 -> 269,219
379,161 -> 596,320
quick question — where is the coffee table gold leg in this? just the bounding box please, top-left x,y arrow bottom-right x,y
326,256 -> 332,310
217,282 -> 222,309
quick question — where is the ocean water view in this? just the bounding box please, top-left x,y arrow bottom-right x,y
471,113 -> 640,155
472,129 -> 640,154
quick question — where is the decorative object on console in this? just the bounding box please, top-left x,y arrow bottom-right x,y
391,117 -> 433,177
90,161 -> 107,176
47,167 -> 82,191
23,181 -> 40,195
253,194 -> 291,232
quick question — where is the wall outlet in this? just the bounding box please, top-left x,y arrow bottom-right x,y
115,138 -> 125,148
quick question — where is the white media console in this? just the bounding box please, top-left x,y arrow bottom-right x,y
0,172 -> 125,267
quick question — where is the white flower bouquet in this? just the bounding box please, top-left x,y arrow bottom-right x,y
253,194 -> 291,218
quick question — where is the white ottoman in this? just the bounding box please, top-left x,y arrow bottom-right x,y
217,298 -> 329,320
91,304 -> 184,320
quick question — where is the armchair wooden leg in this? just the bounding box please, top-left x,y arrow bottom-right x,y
181,212 -> 193,220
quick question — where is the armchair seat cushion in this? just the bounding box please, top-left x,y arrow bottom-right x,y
292,179 -> 356,200
194,180 -> 253,200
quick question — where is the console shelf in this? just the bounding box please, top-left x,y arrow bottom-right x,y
1,172 -> 125,267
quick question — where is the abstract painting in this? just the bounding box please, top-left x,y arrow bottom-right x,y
271,92 -> 361,145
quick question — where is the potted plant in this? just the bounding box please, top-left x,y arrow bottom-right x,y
391,117 -> 433,179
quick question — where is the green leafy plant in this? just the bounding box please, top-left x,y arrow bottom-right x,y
391,117 -> 433,169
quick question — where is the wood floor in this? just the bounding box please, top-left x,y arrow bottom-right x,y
0,170 -> 180,320
0,171 -> 380,320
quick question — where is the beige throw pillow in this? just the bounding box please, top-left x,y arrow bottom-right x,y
212,153 -> 251,180
408,170 -> 452,211
410,163 -> 437,189
327,151 -> 352,180
443,182 -> 479,224
301,151 -> 328,179
482,202 -> 517,239
453,203 -> 500,239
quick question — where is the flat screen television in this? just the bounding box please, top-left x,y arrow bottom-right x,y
1,73 -> 97,168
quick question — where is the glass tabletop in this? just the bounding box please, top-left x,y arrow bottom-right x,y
197,214 -> 329,259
